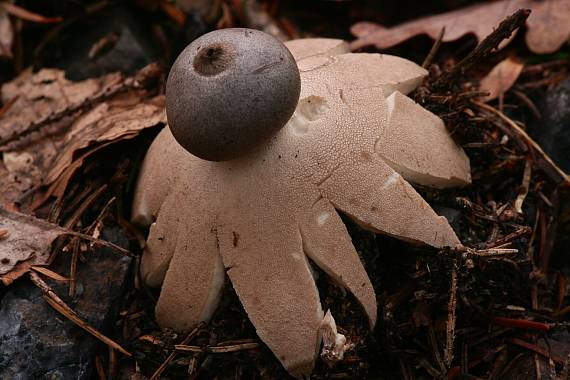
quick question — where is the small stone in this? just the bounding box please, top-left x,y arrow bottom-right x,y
44,6 -> 158,80
0,226 -> 132,379
529,77 -> 570,172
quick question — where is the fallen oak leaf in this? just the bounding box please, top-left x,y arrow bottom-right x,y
525,0 -> 570,54
351,0 -> 570,55
0,207 -> 133,283
351,1 -> 522,51
0,67 -> 107,206
479,56 -> 524,101
0,5 -> 13,59
1,260 -> 32,286
0,207 -> 65,277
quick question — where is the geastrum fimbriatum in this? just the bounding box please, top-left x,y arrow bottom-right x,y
132,28 -> 471,377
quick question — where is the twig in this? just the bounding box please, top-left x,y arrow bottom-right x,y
0,63 -> 162,149
61,230 -> 135,257
149,325 -> 202,380
508,338 -> 564,365
433,9 -> 530,89
471,248 -> 519,257
31,266 -> 70,282
422,27 -> 445,69
69,238 -> 80,297
474,100 -> 570,185
175,340 -> 259,354
514,160 -> 532,213
29,271 -> 132,356
444,259 -> 458,368
481,227 -> 532,249
493,316 -> 551,332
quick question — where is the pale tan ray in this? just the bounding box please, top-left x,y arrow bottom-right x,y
319,153 -> 462,248
155,202 -> 224,330
299,197 -> 377,328
376,91 -> 471,188
131,128 -> 186,227
217,207 -> 324,378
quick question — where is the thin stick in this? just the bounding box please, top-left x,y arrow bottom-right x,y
445,260 -> 458,367
175,342 -> 259,354
474,100 -> 570,185
433,9 -> 530,88
29,271 -> 132,357
422,27 -> 445,68
149,325 -> 202,380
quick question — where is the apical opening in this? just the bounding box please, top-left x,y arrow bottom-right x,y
193,43 -> 235,76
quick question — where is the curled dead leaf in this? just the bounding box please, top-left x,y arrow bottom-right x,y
0,208 -> 68,279
0,6 -> 13,59
351,0 -> 570,55
0,207 -> 132,284
479,57 -> 524,101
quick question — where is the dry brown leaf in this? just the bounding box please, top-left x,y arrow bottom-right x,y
526,0 -> 570,53
0,5 -> 13,59
40,94 -> 166,203
0,208 -> 68,278
0,66 -> 165,208
351,0 -> 570,55
0,68 -> 122,147
480,57 -> 524,101
0,207 -> 133,284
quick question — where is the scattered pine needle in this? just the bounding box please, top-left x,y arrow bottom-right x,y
31,266 -> 70,282
422,27 -> 445,68
175,341 -> 259,354
508,338 -> 564,365
149,325 -> 202,380
444,260 -> 458,367
492,316 -> 552,332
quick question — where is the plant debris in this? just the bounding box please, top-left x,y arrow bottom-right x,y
480,57 -> 525,101
0,64 -> 165,209
0,207 -> 131,285
0,1 -> 569,379
351,0 -> 570,54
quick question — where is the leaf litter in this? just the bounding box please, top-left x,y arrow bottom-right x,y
0,63 -> 164,361
0,63 -> 162,280
351,0 -> 570,54
479,56 -> 525,101
0,63 -> 165,209
1,1 -> 570,379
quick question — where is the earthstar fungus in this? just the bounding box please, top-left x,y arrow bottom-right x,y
132,28 -> 471,377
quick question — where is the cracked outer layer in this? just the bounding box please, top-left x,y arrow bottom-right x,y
133,38 -> 471,378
